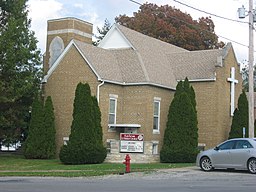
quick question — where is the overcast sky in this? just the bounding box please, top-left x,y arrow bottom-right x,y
27,0 -> 252,65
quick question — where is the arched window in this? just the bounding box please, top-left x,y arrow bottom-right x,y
49,36 -> 64,68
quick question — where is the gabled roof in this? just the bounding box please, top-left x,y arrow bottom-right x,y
43,23 -> 236,90
97,24 -> 191,88
115,24 -> 187,53
75,40 -> 146,84
98,24 -> 135,49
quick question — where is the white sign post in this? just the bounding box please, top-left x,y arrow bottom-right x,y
243,127 -> 246,138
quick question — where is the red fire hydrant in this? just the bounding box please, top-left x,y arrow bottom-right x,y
123,154 -> 131,173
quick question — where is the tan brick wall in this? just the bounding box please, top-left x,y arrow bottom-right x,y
47,18 -> 92,34
43,18 -> 92,73
44,45 -> 98,153
43,43 -> 242,161
44,43 -> 175,158
98,84 -> 174,150
192,48 -> 242,149
97,84 -> 124,142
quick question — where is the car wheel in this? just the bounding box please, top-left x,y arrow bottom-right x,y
200,157 -> 213,172
247,158 -> 256,174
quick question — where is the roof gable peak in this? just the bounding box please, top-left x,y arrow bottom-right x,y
42,40 -> 101,83
98,24 -> 135,50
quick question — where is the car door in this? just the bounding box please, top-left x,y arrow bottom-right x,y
230,140 -> 253,169
211,140 -> 236,168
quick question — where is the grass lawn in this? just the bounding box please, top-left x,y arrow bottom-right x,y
0,154 -> 194,177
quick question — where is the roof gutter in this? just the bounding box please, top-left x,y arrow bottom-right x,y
101,79 -> 176,91
177,78 -> 216,82
97,80 -> 105,103
187,78 -> 216,82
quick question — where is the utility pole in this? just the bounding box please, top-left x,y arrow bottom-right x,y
248,0 -> 255,138
238,1 -> 255,138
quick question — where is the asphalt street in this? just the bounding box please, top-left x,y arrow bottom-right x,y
0,167 -> 255,192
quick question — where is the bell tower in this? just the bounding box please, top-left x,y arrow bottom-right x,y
43,17 -> 93,73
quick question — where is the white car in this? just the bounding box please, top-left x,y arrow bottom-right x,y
196,138 -> 256,174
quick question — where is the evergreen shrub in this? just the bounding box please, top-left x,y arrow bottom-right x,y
229,91 -> 248,138
24,98 -> 44,159
43,96 -> 56,158
59,83 -> 106,164
160,78 -> 198,163
24,96 -> 56,159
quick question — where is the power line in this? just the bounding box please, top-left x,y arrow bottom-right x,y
173,0 -> 249,24
217,34 -> 248,48
128,0 -> 250,49
129,0 -> 142,6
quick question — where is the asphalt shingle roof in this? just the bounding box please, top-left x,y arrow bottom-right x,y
168,49 -> 223,80
72,24 -> 233,89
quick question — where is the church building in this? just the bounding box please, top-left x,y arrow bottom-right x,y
42,17 -> 242,163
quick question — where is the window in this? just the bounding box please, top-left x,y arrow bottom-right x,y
106,139 -> 112,153
153,98 -> 161,133
108,95 -> 117,125
152,141 -> 159,155
49,36 -> 64,68
235,140 -> 253,149
218,140 -> 235,150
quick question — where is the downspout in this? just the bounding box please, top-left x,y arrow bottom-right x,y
97,80 -> 105,103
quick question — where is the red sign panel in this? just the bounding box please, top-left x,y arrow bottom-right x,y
120,134 -> 144,141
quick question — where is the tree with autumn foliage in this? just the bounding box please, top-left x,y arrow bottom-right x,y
116,3 -> 224,51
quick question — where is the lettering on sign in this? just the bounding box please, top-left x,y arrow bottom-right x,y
120,133 -> 144,153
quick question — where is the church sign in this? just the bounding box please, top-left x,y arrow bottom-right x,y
120,133 -> 144,153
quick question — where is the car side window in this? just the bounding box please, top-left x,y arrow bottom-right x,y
235,140 -> 253,149
218,141 -> 235,150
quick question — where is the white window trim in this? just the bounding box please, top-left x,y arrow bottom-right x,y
153,98 -> 161,134
154,97 -> 161,101
109,94 -> 118,99
108,94 -> 118,126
